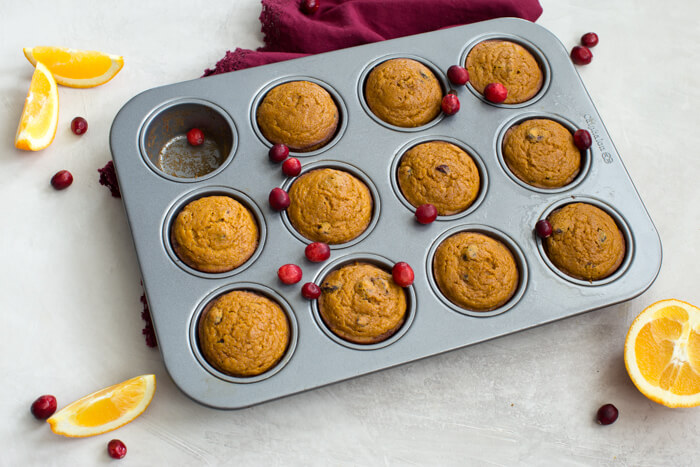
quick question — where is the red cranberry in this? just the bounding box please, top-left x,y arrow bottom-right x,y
107,439 -> 127,459
51,170 -> 73,190
282,157 -> 302,177
441,93 -> 460,115
278,264 -> 302,284
269,143 -> 289,163
571,46 -> 593,65
415,203 -> 438,224
484,82 -> 508,103
269,187 -> 290,211
447,65 -> 469,85
581,32 -> 599,48
30,395 -> 57,419
305,242 -> 331,262
535,219 -> 553,239
301,282 -> 321,299
186,128 -> 204,146
301,0 -> 319,14
596,404 -> 619,425
392,262 -> 414,287
70,116 -> 88,135
573,129 -> 592,150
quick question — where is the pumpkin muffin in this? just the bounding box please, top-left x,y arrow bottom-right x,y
503,119 -> 581,188
433,232 -> 519,311
198,290 -> 289,377
287,168 -> 373,244
544,203 -> 625,281
256,80 -> 339,152
171,195 -> 258,273
466,40 -> 543,104
319,262 -> 407,344
398,141 -> 481,215
365,58 -> 443,127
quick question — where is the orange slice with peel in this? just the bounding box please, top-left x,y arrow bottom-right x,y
48,374 -> 156,437
624,299 -> 700,408
15,61 -> 59,151
23,46 -> 124,88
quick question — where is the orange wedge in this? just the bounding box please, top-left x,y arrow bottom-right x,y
15,61 -> 59,151
624,299 -> 700,408
23,46 -> 123,88
47,374 -> 156,437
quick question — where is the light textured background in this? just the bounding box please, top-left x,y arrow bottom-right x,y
2,0 -> 699,465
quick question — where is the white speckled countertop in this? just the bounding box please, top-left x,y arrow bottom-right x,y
2,0 -> 699,465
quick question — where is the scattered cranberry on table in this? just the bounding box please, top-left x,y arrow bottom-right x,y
484,82 -> 508,103
269,143 -> 290,163
186,128 -> 204,146
269,187 -> 290,211
51,170 -> 73,190
596,404 -> 619,425
107,439 -> 127,459
392,262 -> 415,287
581,32 -> 599,48
282,157 -> 302,177
447,65 -> 469,86
535,219 -> 553,239
278,264 -> 303,284
305,242 -> 331,262
301,282 -> 322,299
415,203 -> 438,224
70,116 -> 88,135
441,93 -> 460,115
300,0 -> 320,14
570,46 -> 593,65
573,129 -> 593,150
30,395 -> 57,419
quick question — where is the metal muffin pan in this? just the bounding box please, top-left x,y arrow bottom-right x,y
110,18 -> 662,409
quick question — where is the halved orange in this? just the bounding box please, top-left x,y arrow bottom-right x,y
47,374 -> 156,437
624,299 -> 700,408
15,61 -> 58,151
23,46 -> 124,88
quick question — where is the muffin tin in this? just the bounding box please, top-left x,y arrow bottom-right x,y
110,18 -> 662,409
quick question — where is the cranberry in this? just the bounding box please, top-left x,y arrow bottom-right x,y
301,0 -> 319,14
571,46 -> 593,65
415,203 -> 438,224
573,129 -> 592,150
107,439 -> 127,459
186,128 -> 204,146
51,170 -> 73,190
447,65 -> 469,85
581,32 -> 599,48
269,144 -> 289,163
30,395 -> 57,419
301,282 -> 321,299
70,116 -> 88,135
484,83 -> 508,103
535,219 -> 553,239
278,264 -> 302,284
441,93 -> 460,115
269,187 -> 290,211
305,242 -> 331,262
392,262 -> 414,287
282,157 -> 301,177
596,404 -> 619,425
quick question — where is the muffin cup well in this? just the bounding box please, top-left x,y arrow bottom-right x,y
189,283 -> 298,384
163,186 -> 266,279
311,253 -> 417,351
536,197 -> 634,286
427,225 -> 528,317
140,98 -> 236,181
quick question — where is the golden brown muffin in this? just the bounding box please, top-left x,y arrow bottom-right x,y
256,81 -> 339,152
466,40 -> 543,104
318,262 -> 407,344
503,119 -> 581,188
544,203 -> 625,281
398,141 -> 480,215
287,168 -> 372,244
433,232 -> 519,311
198,290 -> 289,377
365,58 -> 443,127
171,196 -> 258,273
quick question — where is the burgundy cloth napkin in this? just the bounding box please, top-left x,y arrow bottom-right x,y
202,0 -> 542,76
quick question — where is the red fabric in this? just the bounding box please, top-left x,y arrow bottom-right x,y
203,0 -> 542,76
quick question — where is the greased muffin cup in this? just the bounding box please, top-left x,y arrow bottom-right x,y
110,18 -> 661,409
